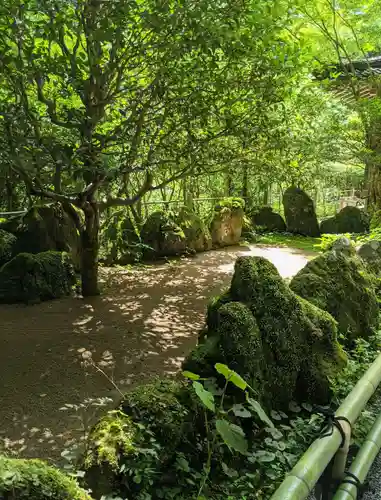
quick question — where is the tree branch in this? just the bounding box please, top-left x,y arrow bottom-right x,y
100,172 -> 153,209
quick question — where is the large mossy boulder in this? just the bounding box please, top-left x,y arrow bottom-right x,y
249,206 -> 286,233
0,204 -> 81,269
282,187 -> 320,237
0,229 -> 17,267
140,211 -> 187,258
183,256 -> 346,408
175,207 -> 212,252
210,197 -> 244,247
320,206 -> 370,234
358,240 -> 381,275
83,379 -> 199,499
0,251 -> 75,304
0,456 -> 91,500
290,248 -> 378,344
100,211 -> 142,265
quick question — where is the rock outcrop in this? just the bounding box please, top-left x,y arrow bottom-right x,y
210,198 -> 244,247
290,248 -> 378,344
283,187 -> 320,237
249,206 -> 286,232
320,206 -> 369,234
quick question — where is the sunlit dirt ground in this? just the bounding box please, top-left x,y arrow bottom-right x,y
0,244 -> 313,463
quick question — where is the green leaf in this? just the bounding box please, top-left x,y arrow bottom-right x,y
215,419 -> 248,455
253,450 -> 276,463
214,363 -> 247,390
289,401 -> 301,413
192,381 -> 215,412
232,404 -> 251,418
247,397 -> 274,428
182,371 -> 200,381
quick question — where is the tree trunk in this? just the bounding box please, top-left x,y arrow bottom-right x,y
81,202 -> 100,297
365,121 -> 381,210
242,164 -> 249,200
53,163 -> 62,193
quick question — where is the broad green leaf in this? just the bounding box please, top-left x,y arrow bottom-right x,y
232,404 -> 251,418
253,450 -> 276,463
182,371 -> 200,381
247,397 -> 274,428
215,419 -> 248,455
192,381 -> 215,412
214,363 -> 247,390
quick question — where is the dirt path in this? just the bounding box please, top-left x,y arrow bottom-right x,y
0,244 -> 313,464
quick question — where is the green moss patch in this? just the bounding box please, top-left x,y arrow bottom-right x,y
0,456 -> 91,500
184,256 -> 346,408
0,229 -> 17,267
0,251 -> 75,304
290,250 -> 379,344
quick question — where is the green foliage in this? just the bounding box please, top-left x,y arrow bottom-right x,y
0,456 -> 91,500
0,228 -> 16,267
0,251 -> 75,304
319,233 -> 353,251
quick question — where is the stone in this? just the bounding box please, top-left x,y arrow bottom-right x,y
183,256 -> 346,408
0,251 -> 75,304
282,187 -> 320,237
290,250 -> 378,344
330,236 -> 355,256
320,206 -> 370,234
357,240 -> 381,275
249,206 -> 286,232
175,207 -> 212,252
0,456 -> 91,500
83,379 -> 199,499
140,211 -> 187,258
210,198 -> 244,247
0,203 -> 81,270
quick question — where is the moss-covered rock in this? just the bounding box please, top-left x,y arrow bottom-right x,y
100,210 -> 142,265
83,379 -> 199,499
0,229 -> 17,267
140,211 -> 187,258
0,204 -> 81,269
290,250 -> 378,344
210,197 -> 244,247
358,240 -> 381,275
320,206 -> 370,234
0,456 -> 91,500
249,206 -> 286,233
184,256 -> 346,407
0,251 -> 75,304
283,187 -> 320,237
175,207 -> 212,252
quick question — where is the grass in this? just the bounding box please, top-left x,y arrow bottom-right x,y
256,233 -> 322,254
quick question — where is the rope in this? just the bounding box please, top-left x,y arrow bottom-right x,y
313,405 -> 352,449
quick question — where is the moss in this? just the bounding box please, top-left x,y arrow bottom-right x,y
249,206 -> 286,233
84,412 -> 138,470
184,255 -> 345,408
215,197 -> 245,210
0,456 -> 91,500
0,204 -> 81,269
290,251 -> 379,344
0,229 -> 17,267
320,206 -> 369,234
140,211 -> 187,258
175,207 -> 212,252
283,186 -> 320,237
0,251 -> 75,304
120,379 -> 191,453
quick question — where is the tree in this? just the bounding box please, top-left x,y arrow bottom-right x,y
0,0 -> 300,294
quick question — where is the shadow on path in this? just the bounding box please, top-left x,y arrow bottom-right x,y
0,244 -> 312,463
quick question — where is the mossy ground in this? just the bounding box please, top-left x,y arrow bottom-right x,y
257,233 -> 321,253
0,456 -> 91,500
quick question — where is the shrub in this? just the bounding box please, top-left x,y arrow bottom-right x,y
0,229 -> 17,267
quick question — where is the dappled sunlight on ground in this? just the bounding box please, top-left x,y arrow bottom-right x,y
0,244 -> 312,463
